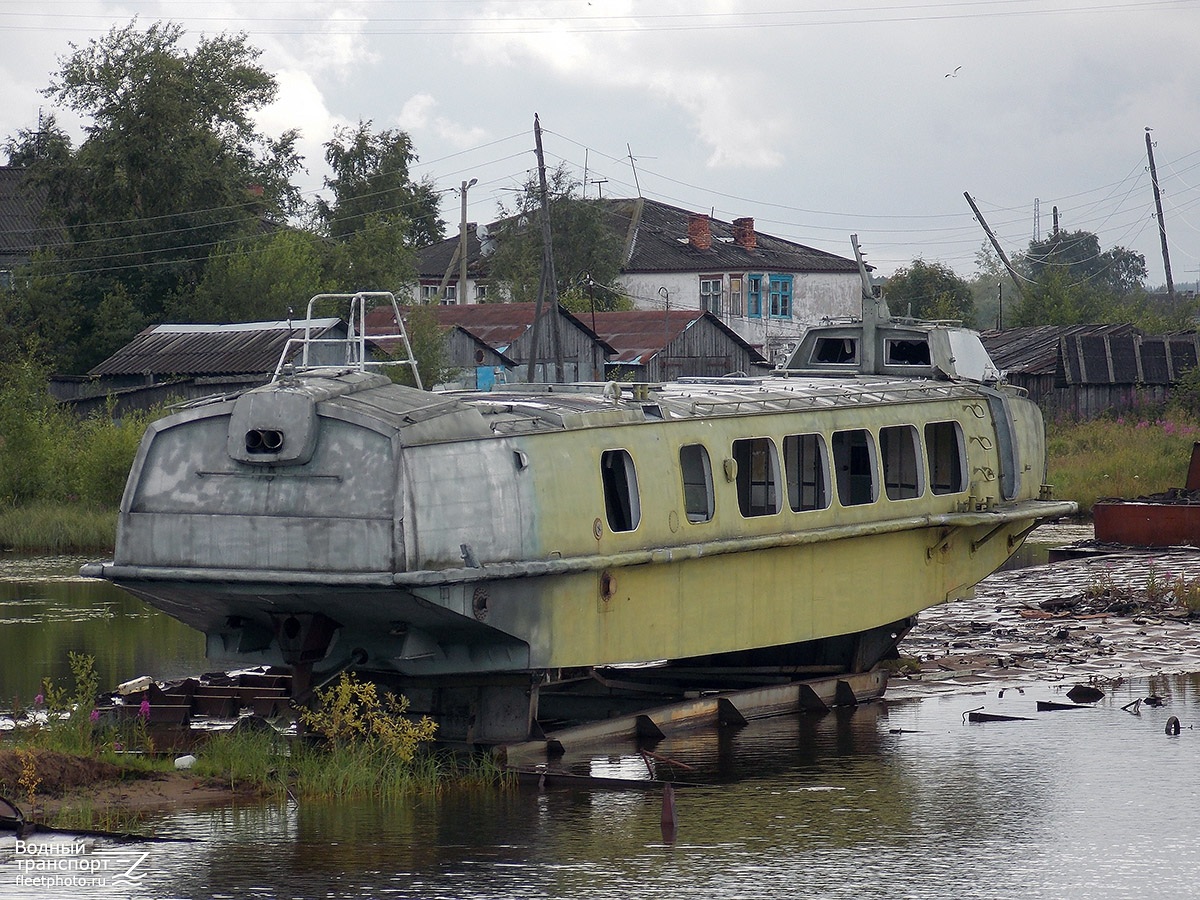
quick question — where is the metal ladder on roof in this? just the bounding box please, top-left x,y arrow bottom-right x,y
272,291 -> 423,389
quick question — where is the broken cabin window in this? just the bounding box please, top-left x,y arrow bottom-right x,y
783,433 -> 829,512
812,337 -> 858,365
733,437 -> 781,517
832,429 -> 877,506
679,444 -> 714,523
925,421 -> 967,494
880,425 -> 923,500
885,338 -> 931,366
600,449 -> 641,532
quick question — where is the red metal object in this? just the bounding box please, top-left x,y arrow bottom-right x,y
1092,442 -> 1200,547
1186,441 -> 1200,491
1093,501 -> 1200,547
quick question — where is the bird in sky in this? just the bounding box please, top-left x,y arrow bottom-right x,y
946,66 -> 962,78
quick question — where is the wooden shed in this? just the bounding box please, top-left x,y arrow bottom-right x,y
588,309 -> 768,382
367,303 -> 614,384
982,324 -> 1200,419
53,318 -> 348,417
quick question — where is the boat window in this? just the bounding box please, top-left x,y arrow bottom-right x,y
783,433 -> 829,512
600,449 -> 641,532
885,339 -> 931,366
733,437 -> 781,517
679,444 -> 714,523
880,425 -> 923,500
812,337 -> 857,364
925,421 -> 967,494
831,429 -> 877,506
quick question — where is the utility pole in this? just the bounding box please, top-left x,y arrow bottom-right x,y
459,178 -> 476,305
526,114 -> 564,383
964,192 -> 1028,304
1145,128 -> 1176,303
627,144 -> 642,198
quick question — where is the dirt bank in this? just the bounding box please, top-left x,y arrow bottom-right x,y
0,748 -> 257,826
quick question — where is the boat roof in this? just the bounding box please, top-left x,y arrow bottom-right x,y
208,361 -> 999,449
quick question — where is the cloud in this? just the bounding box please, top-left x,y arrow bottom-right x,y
397,93 -> 491,150
255,68 -> 343,195
458,1 -> 789,171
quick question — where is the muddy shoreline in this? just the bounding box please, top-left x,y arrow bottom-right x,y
892,529 -> 1200,698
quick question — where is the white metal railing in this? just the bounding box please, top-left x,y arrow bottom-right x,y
271,292 -> 423,389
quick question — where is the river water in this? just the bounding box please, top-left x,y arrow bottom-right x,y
2,547 -> 1199,899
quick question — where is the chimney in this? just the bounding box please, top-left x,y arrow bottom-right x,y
687,213 -> 712,251
732,217 -> 756,250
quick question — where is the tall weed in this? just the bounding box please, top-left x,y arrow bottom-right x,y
0,354 -> 155,551
1047,414 -> 1200,514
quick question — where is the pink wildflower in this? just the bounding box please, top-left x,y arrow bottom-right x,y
33,693 -> 44,707
138,699 -> 151,720
89,708 -> 100,722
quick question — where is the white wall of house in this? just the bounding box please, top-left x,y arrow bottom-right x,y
618,270 -> 862,363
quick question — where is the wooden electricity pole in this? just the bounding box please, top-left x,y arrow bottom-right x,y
964,192 -> 1028,304
526,114 -> 564,383
1146,129 -> 1176,303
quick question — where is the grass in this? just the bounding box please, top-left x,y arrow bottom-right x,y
0,502 -> 117,554
2,660 -> 510,835
1046,414 -> 1200,514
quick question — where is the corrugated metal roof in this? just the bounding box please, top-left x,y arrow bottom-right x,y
0,166 -> 64,267
415,197 -> 858,280
88,318 -> 341,376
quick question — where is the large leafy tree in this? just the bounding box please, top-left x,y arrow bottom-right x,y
318,121 -> 443,248
883,259 -> 975,324
488,165 -> 629,311
8,20 -> 304,371
1021,229 -> 1146,295
166,230 -> 330,323
1009,228 -> 1151,327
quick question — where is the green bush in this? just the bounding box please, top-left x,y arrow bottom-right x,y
0,354 -> 153,549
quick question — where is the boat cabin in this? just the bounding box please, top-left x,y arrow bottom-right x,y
779,320 -> 1003,383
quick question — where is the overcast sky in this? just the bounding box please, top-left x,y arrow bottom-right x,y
5,0 -> 1200,289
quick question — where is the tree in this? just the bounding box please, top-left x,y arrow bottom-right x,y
167,230 -> 330,323
324,215 -> 420,295
318,121 -> 443,248
883,259 -> 975,324
968,241 -> 1018,330
1008,228 -> 1149,327
394,304 -> 452,388
3,113 -> 72,168
8,19 -> 304,371
488,164 -> 629,310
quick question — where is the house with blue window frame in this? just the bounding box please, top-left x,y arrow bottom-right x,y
411,197 -> 864,365
612,199 -> 864,363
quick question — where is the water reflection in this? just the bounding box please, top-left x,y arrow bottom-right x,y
0,554 -> 206,703
3,548 -> 1199,900
5,676 -> 1188,900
